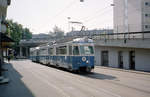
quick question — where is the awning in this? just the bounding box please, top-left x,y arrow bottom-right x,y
0,32 -> 14,42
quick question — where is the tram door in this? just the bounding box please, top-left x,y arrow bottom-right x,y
101,51 -> 109,66
129,51 -> 135,70
118,51 -> 123,68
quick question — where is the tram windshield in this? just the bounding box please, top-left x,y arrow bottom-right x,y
80,46 -> 94,55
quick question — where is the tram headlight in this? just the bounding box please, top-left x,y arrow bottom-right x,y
82,57 -> 86,62
86,60 -> 89,64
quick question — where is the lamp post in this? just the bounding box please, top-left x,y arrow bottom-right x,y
67,17 -> 71,33
0,19 -> 2,76
80,0 -> 84,2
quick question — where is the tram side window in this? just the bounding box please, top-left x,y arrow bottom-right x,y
41,49 -> 47,55
48,48 -> 53,55
69,46 -> 72,55
56,46 -> 67,55
73,46 -> 79,55
56,47 -> 59,55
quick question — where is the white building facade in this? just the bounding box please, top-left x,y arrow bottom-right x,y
95,45 -> 150,72
114,0 -> 150,33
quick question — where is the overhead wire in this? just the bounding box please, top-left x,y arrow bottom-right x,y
79,6 -> 111,21
41,0 -> 114,32
84,7 -> 113,23
40,0 -> 78,31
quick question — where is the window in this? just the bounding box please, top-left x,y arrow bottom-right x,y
56,46 -> 67,55
80,46 -> 94,55
39,49 -> 47,55
145,14 -> 148,17
73,46 -> 79,55
145,25 -> 148,28
145,25 -> 150,29
145,14 -> 150,17
69,46 -> 72,55
145,2 -> 150,6
145,2 -> 148,6
48,48 -> 53,55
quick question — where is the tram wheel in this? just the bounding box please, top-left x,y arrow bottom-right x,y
86,67 -> 92,72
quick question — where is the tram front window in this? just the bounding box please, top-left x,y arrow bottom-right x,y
73,46 -> 80,55
80,46 -> 94,55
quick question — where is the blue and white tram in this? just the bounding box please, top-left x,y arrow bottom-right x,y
30,38 -> 95,72
30,47 -> 40,62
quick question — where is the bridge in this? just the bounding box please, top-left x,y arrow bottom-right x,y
19,31 -> 150,58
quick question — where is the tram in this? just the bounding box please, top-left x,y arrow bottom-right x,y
30,38 -> 95,72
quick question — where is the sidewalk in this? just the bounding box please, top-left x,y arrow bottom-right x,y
96,66 -> 150,75
0,62 -> 34,97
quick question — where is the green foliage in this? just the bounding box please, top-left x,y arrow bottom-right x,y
6,20 -> 32,45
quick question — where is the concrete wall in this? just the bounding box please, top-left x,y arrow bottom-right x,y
95,38 -> 150,49
114,0 -> 150,33
95,46 -> 150,72
142,0 -> 150,31
135,49 -> 150,71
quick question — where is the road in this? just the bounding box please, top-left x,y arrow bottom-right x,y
0,60 -> 150,97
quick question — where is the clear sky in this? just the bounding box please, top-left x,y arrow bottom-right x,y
7,0 -> 113,34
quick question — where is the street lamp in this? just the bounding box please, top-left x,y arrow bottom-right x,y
67,17 -> 71,32
80,0 -> 84,2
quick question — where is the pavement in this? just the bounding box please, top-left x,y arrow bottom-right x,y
96,66 -> 150,75
0,60 -> 150,97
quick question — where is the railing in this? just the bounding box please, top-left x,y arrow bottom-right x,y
19,31 -> 150,47
92,31 -> 150,40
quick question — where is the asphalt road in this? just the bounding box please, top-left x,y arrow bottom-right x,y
0,60 -> 150,97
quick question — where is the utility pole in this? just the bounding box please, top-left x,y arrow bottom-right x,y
0,19 -> 2,76
67,17 -> 71,33
80,0 -> 84,2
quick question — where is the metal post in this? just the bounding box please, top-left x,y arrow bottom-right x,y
26,47 -> 28,58
20,46 -> 22,57
67,17 -> 71,33
0,19 -> 2,76
0,33 -> 2,76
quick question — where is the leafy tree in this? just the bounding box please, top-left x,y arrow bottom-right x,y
5,20 -> 32,53
6,20 -> 32,44
22,28 -> 32,40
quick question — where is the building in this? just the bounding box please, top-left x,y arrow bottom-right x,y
94,32 -> 150,72
0,0 -> 12,84
114,0 -> 150,33
93,0 -> 150,72
93,31 -> 150,72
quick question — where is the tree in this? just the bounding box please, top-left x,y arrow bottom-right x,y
6,20 -> 32,44
22,28 -> 32,40
5,20 -> 32,53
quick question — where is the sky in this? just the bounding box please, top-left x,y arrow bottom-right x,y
7,0 -> 113,34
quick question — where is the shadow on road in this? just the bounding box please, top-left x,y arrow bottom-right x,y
0,62 -> 35,97
45,64 -> 117,80
79,72 -> 117,80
